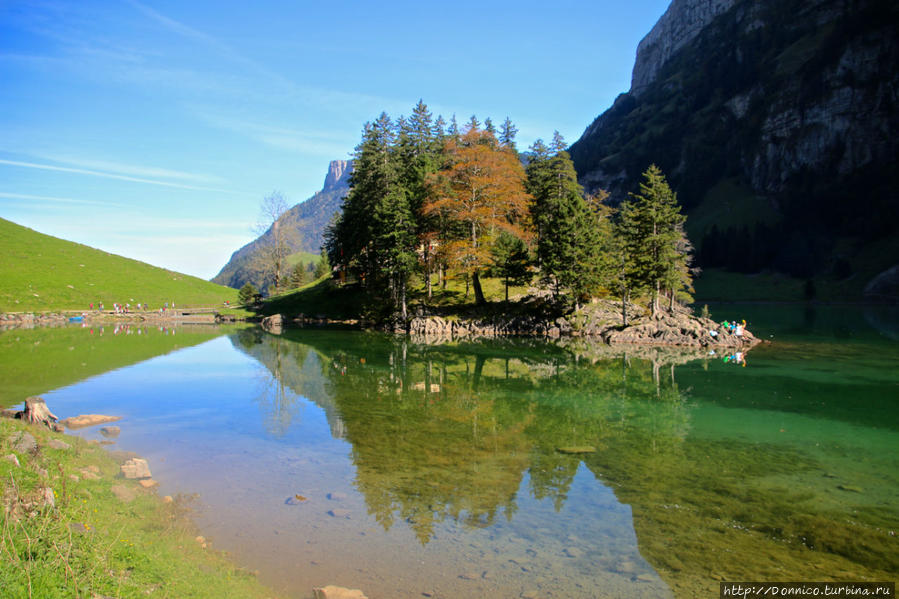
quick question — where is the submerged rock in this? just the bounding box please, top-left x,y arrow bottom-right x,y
62,414 -> 122,429
312,585 -> 368,599
556,446 -> 596,455
99,426 -> 120,438
120,458 -> 152,479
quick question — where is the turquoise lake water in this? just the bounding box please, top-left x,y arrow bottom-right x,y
5,304 -> 897,598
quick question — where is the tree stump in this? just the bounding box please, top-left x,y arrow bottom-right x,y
20,396 -> 61,430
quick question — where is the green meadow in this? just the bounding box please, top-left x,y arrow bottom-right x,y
0,218 -> 238,313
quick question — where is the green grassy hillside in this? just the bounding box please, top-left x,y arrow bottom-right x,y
0,218 -> 237,312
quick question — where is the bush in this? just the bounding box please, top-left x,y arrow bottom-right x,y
238,282 -> 258,306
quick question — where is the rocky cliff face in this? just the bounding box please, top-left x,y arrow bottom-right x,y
212,159 -> 353,291
569,0 -> 899,285
630,0 -> 738,95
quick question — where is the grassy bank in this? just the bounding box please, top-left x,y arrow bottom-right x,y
0,419 -> 276,598
0,218 -> 238,312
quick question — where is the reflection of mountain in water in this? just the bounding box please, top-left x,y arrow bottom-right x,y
230,330 -> 896,597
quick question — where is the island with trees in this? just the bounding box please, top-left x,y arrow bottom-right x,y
258,101 -> 757,349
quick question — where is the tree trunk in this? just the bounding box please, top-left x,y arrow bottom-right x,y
504,278 -> 509,302
652,281 -> 660,318
20,396 -> 62,431
621,288 -> 629,327
668,288 -> 675,312
472,271 -> 486,305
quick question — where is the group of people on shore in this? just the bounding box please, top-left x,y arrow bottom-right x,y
708,318 -> 747,340
87,301 -> 177,315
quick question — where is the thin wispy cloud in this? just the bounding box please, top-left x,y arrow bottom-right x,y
0,191 -> 124,208
36,154 -> 226,184
0,158 -> 244,194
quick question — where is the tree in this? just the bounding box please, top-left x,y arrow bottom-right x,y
424,126 -> 532,305
526,135 -> 607,307
289,262 -> 307,288
619,165 -> 689,317
254,191 -> 299,295
238,282 -> 258,305
314,248 -> 331,280
490,231 -> 531,301
499,117 -> 518,151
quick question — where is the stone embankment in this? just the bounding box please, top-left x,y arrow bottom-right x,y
1,309 -> 228,330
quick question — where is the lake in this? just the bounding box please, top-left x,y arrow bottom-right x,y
1,305 -> 897,598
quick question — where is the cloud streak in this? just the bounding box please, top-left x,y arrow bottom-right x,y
0,158 -> 245,194
0,191 -> 124,208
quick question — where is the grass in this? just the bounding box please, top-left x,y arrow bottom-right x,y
0,419 -> 276,599
0,325 -> 235,409
259,272 -> 535,320
0,218 -> 238,313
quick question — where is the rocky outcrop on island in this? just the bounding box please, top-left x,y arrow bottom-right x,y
404,300 -> 759,347
569,0 -> 899,285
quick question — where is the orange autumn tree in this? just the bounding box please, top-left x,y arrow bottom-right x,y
424,125 -> 532,304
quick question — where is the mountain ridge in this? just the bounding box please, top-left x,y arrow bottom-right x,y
212,159 -> 353,291
569,0 -> 899,288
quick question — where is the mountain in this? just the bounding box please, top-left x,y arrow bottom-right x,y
0,217 -> 237,312
213,159 -> 353,291
569,0 -> 899,289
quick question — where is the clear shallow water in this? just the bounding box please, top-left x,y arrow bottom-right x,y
4,305 -> 898,598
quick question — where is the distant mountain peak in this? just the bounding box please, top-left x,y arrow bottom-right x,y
323,159 -> 352,192
212,159 -> 354,291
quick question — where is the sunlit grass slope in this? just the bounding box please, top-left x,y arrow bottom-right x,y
0,218 -> 238,312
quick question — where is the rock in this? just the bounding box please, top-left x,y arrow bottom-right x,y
4,454 -> 20,467
62,414 -> 121,430
48,439 -> 71,450
285,495 -> 306,505
138,479 -> 159,489
99,426 -> 121,438
85,465 -> 100,474
563,546 -> 583,558
327,492 -> 348,501
195,535 -> 206,544
69,522 -> 93,534
521,591 -> 540,599
69,474 -> 80,482
556,446 -> 596,455
837,484 -> 863,493
637,573 -> 656,583
261,314 -> 285,334
10,431 -> 37,454
312,586 -> 368,599
120,458 -> 152,479
35,467 -> 48,479
327,508 -> 351,518
111,484 -> 136,503
162,495 -> 173,503
459,572 -> 481,580
81,471 -> 101,481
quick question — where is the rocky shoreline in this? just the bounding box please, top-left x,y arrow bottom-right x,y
0,309 -> 232,330
263,299 -> 762,348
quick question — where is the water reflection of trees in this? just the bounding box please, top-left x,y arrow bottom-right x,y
231,330 -> 896,596
231,331 -> 698,542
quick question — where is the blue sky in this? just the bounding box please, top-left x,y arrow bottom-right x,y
0,0 -> 670,279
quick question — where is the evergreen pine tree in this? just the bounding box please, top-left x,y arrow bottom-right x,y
499,117 -> 518,150
526,135 -> 606,306
619,165 -> 688,317
490,231 -> 532,301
